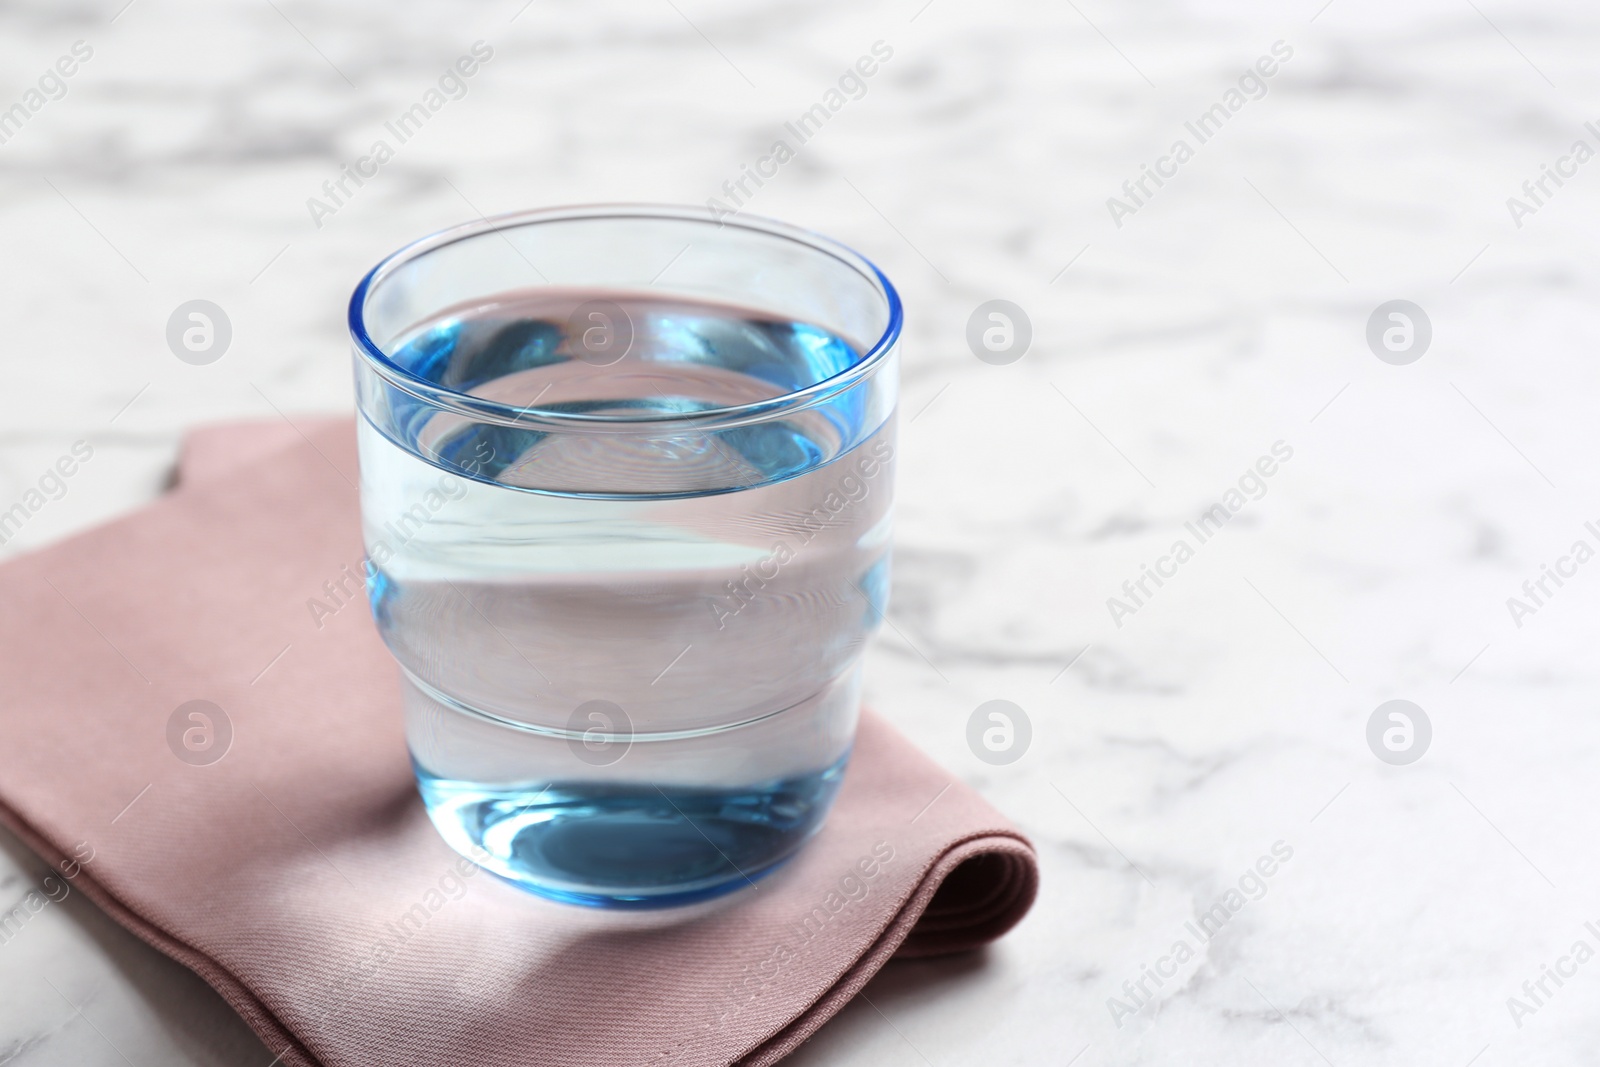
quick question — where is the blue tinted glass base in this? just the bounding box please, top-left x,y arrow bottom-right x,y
415,753 -> 849,909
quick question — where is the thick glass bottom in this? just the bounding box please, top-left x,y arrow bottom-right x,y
415,753 -> 849,908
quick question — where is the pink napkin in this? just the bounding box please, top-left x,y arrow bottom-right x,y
0,417 -> 1037,1067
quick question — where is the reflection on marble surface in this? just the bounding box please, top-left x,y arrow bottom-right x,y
3,0 -> 1600,1062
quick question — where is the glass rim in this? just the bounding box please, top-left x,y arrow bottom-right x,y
347,203 -> 903,432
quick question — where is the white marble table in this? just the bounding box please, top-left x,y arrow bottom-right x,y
3,0 -> 1598,1062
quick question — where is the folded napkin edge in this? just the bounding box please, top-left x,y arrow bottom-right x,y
738,832 -> 1037,1067
0,799 -> 318,1067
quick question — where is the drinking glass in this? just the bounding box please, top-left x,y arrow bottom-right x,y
348,205 -> 901,907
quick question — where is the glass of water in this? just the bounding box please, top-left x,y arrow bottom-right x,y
348,205 -> 900,907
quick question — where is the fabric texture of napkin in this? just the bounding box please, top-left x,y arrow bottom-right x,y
0,417 -> 1038,1067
